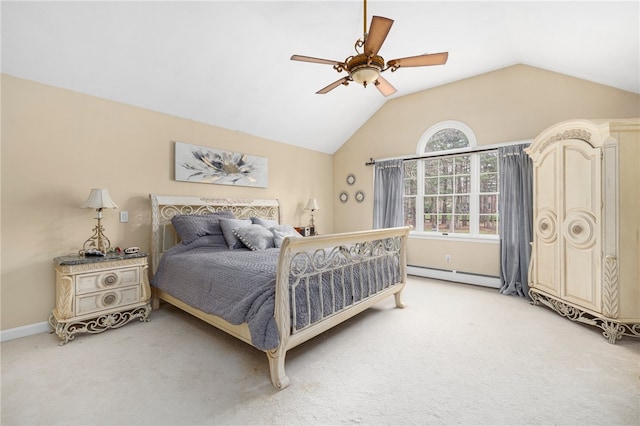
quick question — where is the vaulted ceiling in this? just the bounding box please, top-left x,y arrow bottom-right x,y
2,1 -> 639,154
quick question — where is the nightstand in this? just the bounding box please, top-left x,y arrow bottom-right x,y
49,252 -> 151,345
294,226 -> 316,236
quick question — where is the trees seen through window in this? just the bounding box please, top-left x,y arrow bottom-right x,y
403,122 -> 499,237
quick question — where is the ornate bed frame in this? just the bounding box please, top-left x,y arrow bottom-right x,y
150,194 -> 409,389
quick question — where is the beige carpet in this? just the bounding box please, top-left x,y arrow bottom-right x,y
2,277 -> 639,425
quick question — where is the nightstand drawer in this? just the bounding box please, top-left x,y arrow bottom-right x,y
76,267 -> 140,295
76,286 -> 141,316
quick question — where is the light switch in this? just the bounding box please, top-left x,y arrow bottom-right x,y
120,211 -> 129,223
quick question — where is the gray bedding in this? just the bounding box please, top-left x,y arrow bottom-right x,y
152,235 -> 281,350
152,235 -> 402,351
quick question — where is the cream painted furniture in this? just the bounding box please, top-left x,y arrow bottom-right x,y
526,119 -> 640,343
49,252 -> 151,344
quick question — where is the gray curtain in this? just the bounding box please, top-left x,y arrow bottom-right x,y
498,144 -> 533,298
373,159 -> 404,229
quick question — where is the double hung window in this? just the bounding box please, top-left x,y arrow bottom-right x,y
403,121 -> 499,238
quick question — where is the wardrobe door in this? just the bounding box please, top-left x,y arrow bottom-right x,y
559,140 -> 602,312
532,147 -> 559,296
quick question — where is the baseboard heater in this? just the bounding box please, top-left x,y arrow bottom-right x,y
407,265 -> 501,289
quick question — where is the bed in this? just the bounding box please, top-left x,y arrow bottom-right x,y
150,194 -> 409,389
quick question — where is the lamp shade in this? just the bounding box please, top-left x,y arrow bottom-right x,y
81,188 -> 118,209
305,198 -> 319,211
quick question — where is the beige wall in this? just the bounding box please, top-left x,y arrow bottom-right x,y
333,64 -> 640,276
3,65 -> 640,331
615,123 -> 640,317
1,74 -> 333,330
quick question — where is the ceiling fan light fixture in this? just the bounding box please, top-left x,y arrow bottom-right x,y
351,67 -> 380,85
347,53 -> 385,86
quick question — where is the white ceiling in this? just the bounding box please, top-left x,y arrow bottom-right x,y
2,1 -> 639,154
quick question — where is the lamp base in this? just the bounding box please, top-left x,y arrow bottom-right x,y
81,220 -> 112,255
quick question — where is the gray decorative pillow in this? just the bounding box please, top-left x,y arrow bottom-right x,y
219,218 -> 252,249
233,224 -> 275,251
251,217 -> 279,228
271,224 -> 302,248
171,211 -> 236,244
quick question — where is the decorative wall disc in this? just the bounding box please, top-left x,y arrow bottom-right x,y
339,191 -> 349,203
355,190 -> 365,203
346,174 -> 356,185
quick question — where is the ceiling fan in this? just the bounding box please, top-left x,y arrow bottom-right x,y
290,0 -> 448,97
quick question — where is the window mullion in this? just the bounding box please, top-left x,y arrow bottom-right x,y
416,160 -> 425,232
470,153 -> 479,235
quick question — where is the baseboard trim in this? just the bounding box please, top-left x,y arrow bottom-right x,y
0,321 -> 50,343
408,265 -> 501,289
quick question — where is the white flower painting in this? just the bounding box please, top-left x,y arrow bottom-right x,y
175,141 -> 268,188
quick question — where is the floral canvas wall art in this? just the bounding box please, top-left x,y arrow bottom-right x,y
175,142 -> 268,188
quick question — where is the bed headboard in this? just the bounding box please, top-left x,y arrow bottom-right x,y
149,194 -> 280,275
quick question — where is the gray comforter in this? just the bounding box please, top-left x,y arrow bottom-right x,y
152,235 -> 401,351
152,236 -> 281,350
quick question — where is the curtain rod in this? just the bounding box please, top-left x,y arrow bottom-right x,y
365,140 -> 531,166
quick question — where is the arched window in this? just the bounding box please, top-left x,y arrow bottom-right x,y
404,121 -> 498,238
418,120 -> 477,154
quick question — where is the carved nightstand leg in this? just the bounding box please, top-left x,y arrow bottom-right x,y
49,315 -> 74,345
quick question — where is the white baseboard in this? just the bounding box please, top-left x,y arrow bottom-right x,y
408,265 -> 501,289
0,321 -> 50,343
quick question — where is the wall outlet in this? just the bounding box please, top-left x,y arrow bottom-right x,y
445,254 -> 451,263
120,211 -> 129,223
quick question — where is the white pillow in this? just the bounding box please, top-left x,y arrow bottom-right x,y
271,224 -> 302,248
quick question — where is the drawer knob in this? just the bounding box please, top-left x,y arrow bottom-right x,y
102,293 -> 117,306
102,273 -> 118,286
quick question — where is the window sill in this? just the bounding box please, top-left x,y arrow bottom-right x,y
408,231 -> 499,244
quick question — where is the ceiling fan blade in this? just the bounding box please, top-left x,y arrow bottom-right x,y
316,77 -> 350,94
364,16 -> 394,56
291,55 -> 344,67
374,75 -> 397,97
387,52 -> 449,68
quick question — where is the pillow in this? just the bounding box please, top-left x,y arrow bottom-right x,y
189,234 -> 232,250
233,224 -> 275,251
171,211 -> 235,245
271,224 -> 303,248
219,218 -> 252,249
251,217 -> 279,228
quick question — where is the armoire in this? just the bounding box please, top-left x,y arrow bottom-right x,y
526,118 -> 639,343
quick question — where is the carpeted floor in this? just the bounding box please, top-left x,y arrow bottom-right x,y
2,276 -> 639,425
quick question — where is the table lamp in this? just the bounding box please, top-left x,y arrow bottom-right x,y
81,188 -> 118,254
305,198 -> 319,234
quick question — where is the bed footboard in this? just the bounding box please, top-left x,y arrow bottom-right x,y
268,226 -> 409,389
